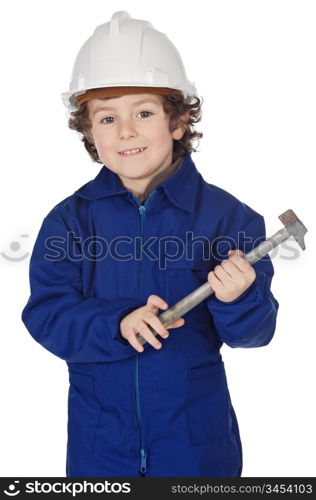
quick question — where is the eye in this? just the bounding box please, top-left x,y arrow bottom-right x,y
100,116 -> 115,125
137,110 -> 153,118
100,110 -> 153,125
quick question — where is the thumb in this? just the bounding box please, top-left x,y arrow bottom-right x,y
228,249 -> 245,258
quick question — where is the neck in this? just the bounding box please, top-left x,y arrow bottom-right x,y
118,153 -> 174,201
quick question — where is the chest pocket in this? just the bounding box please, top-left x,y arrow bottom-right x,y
185,359 -> 231,446
162,254 -> 213,327
164,254 -> 212,269
68,371 -> 102,455
164,253 -> 212,285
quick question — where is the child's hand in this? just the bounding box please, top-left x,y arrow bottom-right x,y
207,249 -> 256,303
120,294 -> 185,353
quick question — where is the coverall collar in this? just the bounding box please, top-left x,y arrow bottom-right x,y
74,151 -> 199,213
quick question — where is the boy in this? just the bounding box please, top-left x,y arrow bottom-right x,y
21,11 -> 279,477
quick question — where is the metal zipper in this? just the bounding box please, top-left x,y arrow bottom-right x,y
130,190 -> 155,475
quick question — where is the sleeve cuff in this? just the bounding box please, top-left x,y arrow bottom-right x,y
208,270 -> 266,309
102,297 -> 145,347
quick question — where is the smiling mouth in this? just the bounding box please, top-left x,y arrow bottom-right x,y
118,147 -> 147,157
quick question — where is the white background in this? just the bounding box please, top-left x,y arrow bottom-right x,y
1,0 -> 315,477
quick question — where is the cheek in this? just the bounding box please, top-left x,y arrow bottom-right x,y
92,131 -> 112,153
149,127 -> 173,148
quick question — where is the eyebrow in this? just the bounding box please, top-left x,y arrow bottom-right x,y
92,98 -> 160,116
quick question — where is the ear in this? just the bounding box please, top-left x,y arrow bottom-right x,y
172,111 -> 190,141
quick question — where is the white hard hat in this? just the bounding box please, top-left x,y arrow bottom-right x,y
61,11 -> 198,112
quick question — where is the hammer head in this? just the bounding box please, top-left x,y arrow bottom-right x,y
279,209 -> 307,250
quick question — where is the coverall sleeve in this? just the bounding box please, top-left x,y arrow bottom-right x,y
21,215 -> 144,363
207,214 -> 279,348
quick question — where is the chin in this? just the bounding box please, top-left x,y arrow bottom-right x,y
123,171 -> 152,180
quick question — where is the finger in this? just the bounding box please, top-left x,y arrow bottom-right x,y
137,322 -> 162,349
144,312 -> 169,339
221,259 -> 242,278
227,248 -> 245,256
127,332 -> 145,353
228,251 -> 253,273
146,300 -> 160,316
228,249 -> 245,258
208,270 -> 227,294
147,294 -> 168,313
168,317 -> 185,329
213,264 -> 230,282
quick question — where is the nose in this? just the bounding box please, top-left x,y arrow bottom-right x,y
119,117 -> 138,139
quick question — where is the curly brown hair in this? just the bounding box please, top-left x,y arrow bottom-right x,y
67,91 -> 203,163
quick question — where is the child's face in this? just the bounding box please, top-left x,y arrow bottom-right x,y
86,93 -> 187,190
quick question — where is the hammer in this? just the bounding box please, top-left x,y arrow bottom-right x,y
136,209 -> 307,346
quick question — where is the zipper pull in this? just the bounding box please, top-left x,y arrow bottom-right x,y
140,448 -> 147,474
139,205 -> 145,215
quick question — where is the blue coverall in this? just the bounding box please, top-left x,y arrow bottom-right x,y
21,151 -> 279,477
